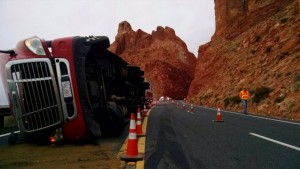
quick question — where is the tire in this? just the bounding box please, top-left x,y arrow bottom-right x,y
105,102 -> 125,136
140,82 -> 150,90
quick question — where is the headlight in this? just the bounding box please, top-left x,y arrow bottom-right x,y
25,37 -> 46,56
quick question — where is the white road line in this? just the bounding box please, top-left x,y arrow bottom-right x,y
250,132 -> 300,151
223,110 -> 300,126
0,130 -> 20,138
193,105 -> 300,126
187,111 -> 194,114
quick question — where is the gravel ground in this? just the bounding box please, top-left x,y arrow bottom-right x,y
0,137 -> 126,169
0,117 -> 128,169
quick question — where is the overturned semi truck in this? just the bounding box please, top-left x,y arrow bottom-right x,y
0,36 -> 149,143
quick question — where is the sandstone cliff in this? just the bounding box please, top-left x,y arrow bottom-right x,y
188,0 -> 300,120
109,21 -> 196,100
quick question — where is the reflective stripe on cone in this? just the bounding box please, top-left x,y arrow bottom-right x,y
136,108 -> 146,137
213,108 -> 224,122
120,113 -> 143,161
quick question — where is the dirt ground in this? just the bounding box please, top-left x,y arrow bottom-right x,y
0,117 -> 127,169
0,137 -> 126,169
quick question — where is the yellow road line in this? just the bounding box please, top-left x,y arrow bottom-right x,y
136,110 -> 150,169
118,109 -> 151,169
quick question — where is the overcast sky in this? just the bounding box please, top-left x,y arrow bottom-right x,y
0,0 -> 215,105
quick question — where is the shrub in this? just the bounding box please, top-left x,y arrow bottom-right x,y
249,89 -> 255,95
288,102 -> 295,111
231,96 -> 241,104
274,95 -> 285,103
275,73 -> 282,79
252,86 -> 273,103
224,98 -> 230,108
285,72 -> 292,76
266,46 -> 272,53
294,74 -> 300,83
223,96 -> 241,108
255,35 -> 261,43
280,17 -> 288,23
291,74 -> 300,92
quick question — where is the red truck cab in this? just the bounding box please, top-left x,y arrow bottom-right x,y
0,36 -> 149,143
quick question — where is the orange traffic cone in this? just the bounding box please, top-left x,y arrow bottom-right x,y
190,104 -> 194,113
120,113 -> 143,161
213,108 -> 224,122
142,104 -> 148,117
136,108 -> 146,137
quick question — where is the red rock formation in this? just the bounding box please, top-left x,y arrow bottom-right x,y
188,0 -> 300,121
109,21 -> 196,100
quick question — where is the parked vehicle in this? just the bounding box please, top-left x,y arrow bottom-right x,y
0,36 -> 149,143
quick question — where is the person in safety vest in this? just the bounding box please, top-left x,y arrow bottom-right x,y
239,86 -> 250,114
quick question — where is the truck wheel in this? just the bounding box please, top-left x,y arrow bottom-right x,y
106,102 -> 125,136
8,132 -> 18,145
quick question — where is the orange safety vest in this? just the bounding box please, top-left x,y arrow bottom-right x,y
240,90 -> 250,100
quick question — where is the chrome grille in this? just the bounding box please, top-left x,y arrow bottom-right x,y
6,59 -> 63,132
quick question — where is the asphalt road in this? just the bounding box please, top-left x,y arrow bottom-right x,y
145,101 -> 300,169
